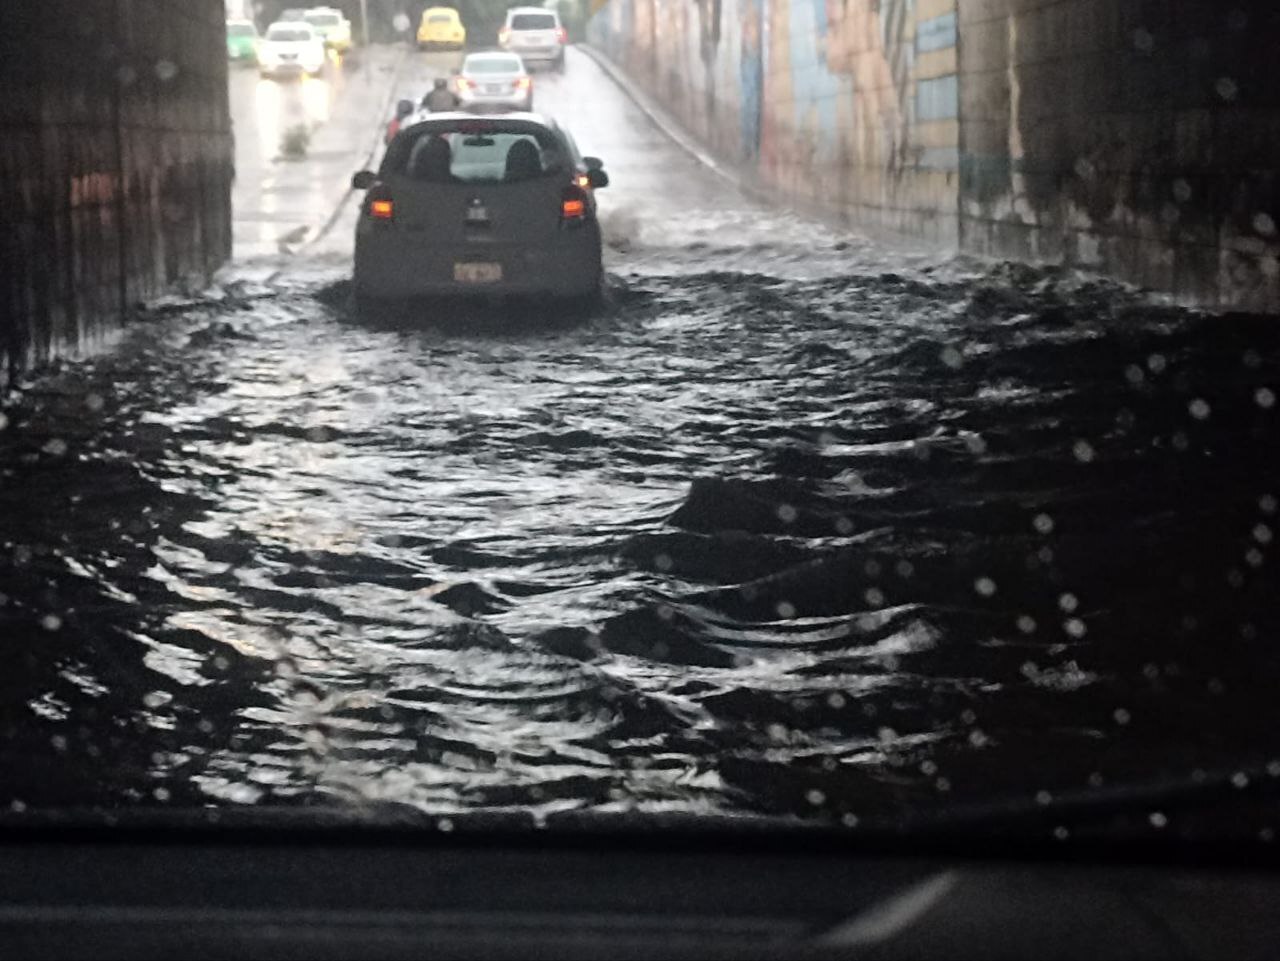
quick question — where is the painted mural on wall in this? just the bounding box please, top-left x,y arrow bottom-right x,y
590,0 -> 961,239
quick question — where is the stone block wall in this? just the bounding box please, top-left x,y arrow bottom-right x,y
0,0 -> 232,383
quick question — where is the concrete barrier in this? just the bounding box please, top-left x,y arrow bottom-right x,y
0,0 -> 232,384
589,0 -> 1278,311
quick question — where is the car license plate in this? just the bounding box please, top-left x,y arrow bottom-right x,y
465,206 -> 489,223
485,84 -> 503,94
454,262 -> 502,283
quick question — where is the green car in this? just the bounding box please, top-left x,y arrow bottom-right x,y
226,20 -> 260,63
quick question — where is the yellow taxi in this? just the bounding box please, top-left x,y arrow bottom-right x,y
417,7 -> 466,50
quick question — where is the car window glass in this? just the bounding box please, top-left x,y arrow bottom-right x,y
266,28 -> 311,42
510,14 -> 557,29
389,126 -> 562,183
464,58 -> 523,74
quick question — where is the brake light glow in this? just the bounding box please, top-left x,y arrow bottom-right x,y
370,199 -> 394,220
498,27 -> 510,44
562,198 -> 586,219
456,77 -> 474,90
557,27 -> 568,43
575,174 -> 591,189
515,76 -> 531,90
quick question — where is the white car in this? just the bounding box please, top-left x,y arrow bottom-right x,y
498,7 -> 567,72
454,53 -> 533,113
258,22 -> 326,79
303,7 -> 353,52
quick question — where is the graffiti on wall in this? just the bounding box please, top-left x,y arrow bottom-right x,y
589,0 -> 960,236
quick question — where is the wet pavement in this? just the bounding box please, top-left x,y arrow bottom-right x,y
1,47 -> 1278,837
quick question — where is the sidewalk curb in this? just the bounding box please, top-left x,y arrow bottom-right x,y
267,45 -> 410,280
576,44 -> 767,204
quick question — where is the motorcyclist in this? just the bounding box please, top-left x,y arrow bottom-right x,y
422,77 -> 459,112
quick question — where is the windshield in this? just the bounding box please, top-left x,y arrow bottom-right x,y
265,26 -> 312,42
464,56 -> 523,74
387,123 -> 564,182
2,0 -> 1278,856
510,13 -> 557,30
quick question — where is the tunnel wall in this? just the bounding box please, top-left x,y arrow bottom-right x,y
589,0 -> 1279,310
0,0 -> 232,384
590,0 -> 962,245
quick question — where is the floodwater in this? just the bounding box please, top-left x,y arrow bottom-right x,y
0,47 -> 1277,840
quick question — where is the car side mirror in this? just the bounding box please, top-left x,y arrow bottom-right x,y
587,168 -> 609,189
351,170 -> 376,190
583,156 -> 604,171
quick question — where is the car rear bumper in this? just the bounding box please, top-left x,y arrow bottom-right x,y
506,46 -> 563,63
458,92 -> 532,112
354,225 -> 602,299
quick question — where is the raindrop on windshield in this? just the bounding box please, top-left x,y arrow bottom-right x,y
1072,440 -> 1095,463
973,577 -> 997,598
1257,388 -> 1276,410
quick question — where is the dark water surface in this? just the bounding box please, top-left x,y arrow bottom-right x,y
2,248 -> 1278,837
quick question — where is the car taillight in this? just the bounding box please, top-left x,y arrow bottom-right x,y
367,190 -> 394,221
575,173 -> 591,190
556,27 -> 568,43
561,186 -> 588,225
515,76 -> 531,90
498,27 -> 510,44
456,77 -> 474,90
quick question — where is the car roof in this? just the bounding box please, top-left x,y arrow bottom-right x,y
506,7 -> 559,16
424,5 -> 460,12
462,51 -> 525,62
268,21 -> 314,31
401,110 -> 559,132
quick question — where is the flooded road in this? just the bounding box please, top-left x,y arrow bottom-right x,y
1,48 -> 1278,836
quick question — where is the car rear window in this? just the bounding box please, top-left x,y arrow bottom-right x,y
464,57 -> 523,74
227,23 -> 256,37
510,13 -> 557,30
428,13 -> 454,23
386,123 -> 569,184
266,27 -> 312,41
306,13 -> 341,26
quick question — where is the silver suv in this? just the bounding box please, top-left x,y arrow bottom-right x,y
498,7 -> 566,72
